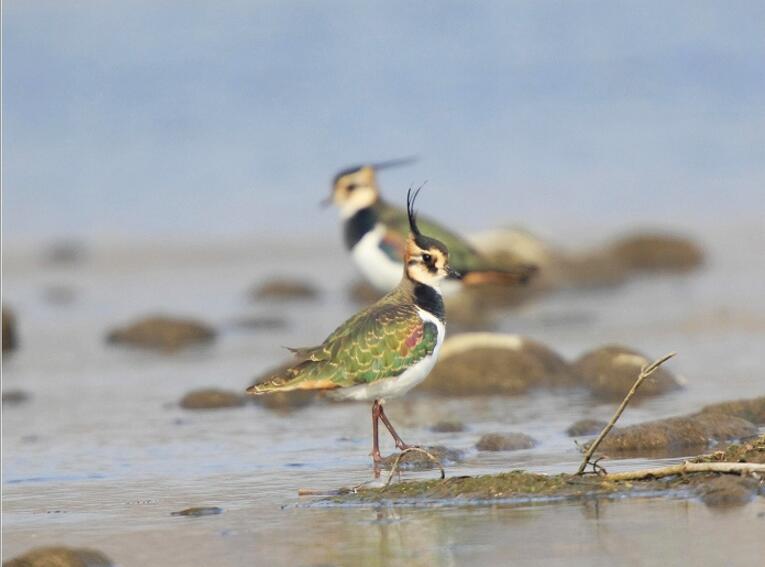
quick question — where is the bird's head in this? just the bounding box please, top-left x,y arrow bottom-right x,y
324,157 -> 417,218
325,165 -> 379,218
404,186 -> 461,286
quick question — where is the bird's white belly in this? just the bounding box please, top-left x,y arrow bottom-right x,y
330,308 -> 446,402
351,225 -> 405,292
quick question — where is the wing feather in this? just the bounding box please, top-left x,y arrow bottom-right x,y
286,296 -> 438,388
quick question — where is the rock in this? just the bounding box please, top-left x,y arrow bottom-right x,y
592,413 -> 757,454
439,295 -> 501,333
42,240 -> 88,267
171,506 -> 223,517
557,252 -> 630,289
347,280 -> 383,305
3,307 -> 19,352
476,433 -> 537,452
469,228 -> 557,275
380,445 -> 464,471
4,546 -> 113,567
420,333 -> 576,396
449,282 -> 540,315
230,316 -> 288,331
608,232 -> 704,273
470,228 -> 627,291
251,278 -> 319,301
699,396 -> 765,425
2,390 -> 31,406
430,421 -> 466,433
566,419 -> 607,437
254,390 -> 316,411
697,476 -> 757,509
572,345 -> 683,400
248,361 -> 318,411
42,285 -> 77,306
180,389 -> 248,410
106,315 -> 215,352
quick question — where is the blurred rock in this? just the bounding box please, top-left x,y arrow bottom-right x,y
42,239 -> 88,267
3,306 -> 19,352
697,476 -> 757,509
449,283 -> 541,318
251,278 -> 319,301
4,546 -> 113,567
248,361 -> 318,411
557,252 -> 629,289
440,295 -> 500,333
430,420 -> 466,433
421,333 -> 576,396
171,506 -> 223,517
572,345 -> 683,400
699,396 -> 765,425
42,284 -> 78,306
347,280 -> 383,306
608,232 -> 704,273
230,315 -> 288,331
470,228 -> 557,276
476,432 -> 537,452
471,228 -> 627,291
566,419 -> 607,437
254,390 -> 317,411
592,413 -> 757,454
380,445 -> 464,471
106,315 -> 215,352
2,390 -> 30,406
180,389 -> 248,410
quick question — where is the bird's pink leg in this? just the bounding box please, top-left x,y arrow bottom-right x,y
371,400 -> 383,463
378,404 -> 412,451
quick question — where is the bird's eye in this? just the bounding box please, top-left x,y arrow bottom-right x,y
422,253 -> 432,263
347,183 -> 357,192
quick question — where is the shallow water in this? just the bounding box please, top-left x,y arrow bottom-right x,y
2,222 -> 765,565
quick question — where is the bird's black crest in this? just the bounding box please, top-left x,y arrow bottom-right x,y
333,157 -> 417,186
406,185 -> 423,236
372,156 -> 418,171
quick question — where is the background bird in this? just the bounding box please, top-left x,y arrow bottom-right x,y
250,187 -> 458,463
325,160 -> 538,293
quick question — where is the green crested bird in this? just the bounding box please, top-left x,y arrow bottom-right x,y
324,159 -> 537,293
248,187 -> 458,463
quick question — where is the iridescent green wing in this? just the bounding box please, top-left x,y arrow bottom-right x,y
290,299 -> 439,388
375,201 -> 490,272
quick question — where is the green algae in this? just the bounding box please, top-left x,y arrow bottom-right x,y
693,434 -> 765,464
322,435 -> 765,506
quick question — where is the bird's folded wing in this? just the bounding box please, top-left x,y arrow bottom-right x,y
288,302 -> 439,389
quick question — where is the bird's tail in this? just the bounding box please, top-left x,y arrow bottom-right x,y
246,363 -> 337,395
461,264 -> 538,287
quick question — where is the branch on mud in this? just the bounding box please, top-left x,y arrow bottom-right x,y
602,461 -> 765,481
576,352 -> 677,475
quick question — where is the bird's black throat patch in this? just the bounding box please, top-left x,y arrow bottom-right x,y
344,207 -> 378,250
413,283 -> 445,322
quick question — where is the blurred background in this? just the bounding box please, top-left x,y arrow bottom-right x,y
4,0 -> 764,245
3,2 -> 765,566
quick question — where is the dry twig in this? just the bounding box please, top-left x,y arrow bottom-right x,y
602,461 -> 765,481
576,352 -> 677,475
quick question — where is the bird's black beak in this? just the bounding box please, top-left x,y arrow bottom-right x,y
319,196 -> 332,208
447,266 -> 463,280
